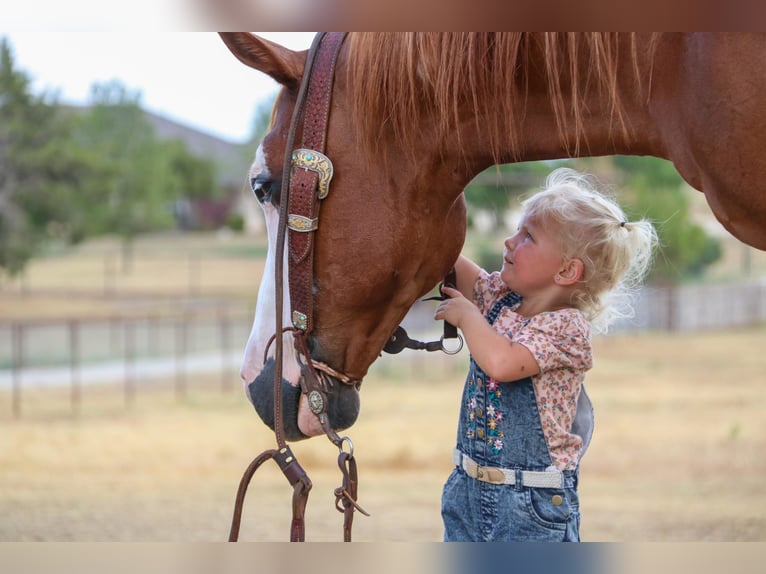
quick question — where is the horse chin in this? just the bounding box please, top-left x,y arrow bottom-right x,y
247,358 -> 361,442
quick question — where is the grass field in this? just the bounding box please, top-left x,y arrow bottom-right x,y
1,326 -> 765,541
1,231 -> 765,541
0,233 -> 266,320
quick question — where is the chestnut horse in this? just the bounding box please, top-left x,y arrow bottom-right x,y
220,32 -> 766,442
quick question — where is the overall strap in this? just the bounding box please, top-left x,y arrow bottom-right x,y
486,292 -> 522,325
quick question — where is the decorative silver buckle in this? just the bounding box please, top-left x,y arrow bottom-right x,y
291,149 -> 334,199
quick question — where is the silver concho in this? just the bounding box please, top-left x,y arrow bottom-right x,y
292,310 -> 309,331
307,390 -> 325,415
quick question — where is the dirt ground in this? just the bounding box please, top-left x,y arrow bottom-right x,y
1,326 -> 765,542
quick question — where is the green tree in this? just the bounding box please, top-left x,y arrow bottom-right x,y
613,156 -> 722,283
162,139 -> 217,200
463,154 -> 721,283
1,39 -> 231,277
75,81 -> 169,232
73,80 -> 183,269
0,38 -> 89,276
465,161 -> 566,230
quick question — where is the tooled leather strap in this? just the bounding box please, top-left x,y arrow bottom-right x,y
287,32 -> 346,335
229,33 -> 333,544
228,445 -> 313,542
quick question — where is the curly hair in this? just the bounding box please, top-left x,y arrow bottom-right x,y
521,168 -> 658,331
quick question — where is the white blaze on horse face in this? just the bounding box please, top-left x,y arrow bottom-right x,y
240,144 -> 302,390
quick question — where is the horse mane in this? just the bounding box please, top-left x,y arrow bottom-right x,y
346,33 -> 660,161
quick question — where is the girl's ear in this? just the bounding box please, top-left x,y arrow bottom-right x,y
556,258 -> 584,286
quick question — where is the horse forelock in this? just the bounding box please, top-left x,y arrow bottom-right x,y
347,32 -> 660,161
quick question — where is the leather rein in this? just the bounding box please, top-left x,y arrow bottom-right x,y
228,32 -> 461,542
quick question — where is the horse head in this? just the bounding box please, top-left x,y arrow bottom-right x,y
220,33 -> 468,440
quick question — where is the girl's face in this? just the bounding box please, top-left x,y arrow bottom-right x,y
500,215 -> 564,296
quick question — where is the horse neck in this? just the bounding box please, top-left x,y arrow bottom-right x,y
458,33 -> 675,174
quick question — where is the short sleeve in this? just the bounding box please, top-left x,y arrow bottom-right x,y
472,269 -> 513,316
513,309 -> 593,372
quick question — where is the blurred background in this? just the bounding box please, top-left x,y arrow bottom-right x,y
1,32 -> 765,542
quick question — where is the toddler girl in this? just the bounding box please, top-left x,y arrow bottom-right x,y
435,168 -> 657,541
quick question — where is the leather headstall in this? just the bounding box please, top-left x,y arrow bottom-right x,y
228,32 -> 367,544
286,32 -> 345,337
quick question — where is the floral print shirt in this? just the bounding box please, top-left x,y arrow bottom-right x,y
473,270 -> 593,470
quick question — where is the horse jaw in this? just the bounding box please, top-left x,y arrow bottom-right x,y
242,201 -> 331,438
240,207 -> 302,386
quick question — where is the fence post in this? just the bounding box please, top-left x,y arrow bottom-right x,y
110,315 -> 121,355
19,270 -> 28,297
664,284 -> 678,331
11,323 -> 23,418
124,318 -> 135,407
220,310 -> 231,392
104,252 -> 116,296
148,314 -> 159,358
69,320 -> 81,416
188,254 -> 200,296
749,280 -> 763,326
175,314 -> 187,400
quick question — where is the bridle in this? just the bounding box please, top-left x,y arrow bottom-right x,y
228,32 -> 462,542
228,32 -> 363,543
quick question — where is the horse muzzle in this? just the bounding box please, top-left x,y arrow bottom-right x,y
248,357 -> 361,442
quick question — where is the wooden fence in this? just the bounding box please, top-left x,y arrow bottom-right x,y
614,278 -> 766,331
0,311 -> 253,418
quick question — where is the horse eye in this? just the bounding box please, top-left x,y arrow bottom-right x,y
250,175 -> 279,205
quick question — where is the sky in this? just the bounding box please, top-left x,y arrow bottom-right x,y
1,31 -> 317,143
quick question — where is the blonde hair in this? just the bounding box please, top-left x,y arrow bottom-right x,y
521,168 -> 658,332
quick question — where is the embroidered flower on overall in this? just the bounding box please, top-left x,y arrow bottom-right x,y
485,377 -> 505,454
465,371 -> 505,456
465,374 -> 479,441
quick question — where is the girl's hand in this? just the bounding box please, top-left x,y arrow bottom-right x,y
434,286 -> 480,327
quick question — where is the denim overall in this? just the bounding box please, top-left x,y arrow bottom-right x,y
442,293 -> 594,542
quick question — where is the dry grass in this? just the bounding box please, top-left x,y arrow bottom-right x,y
1,327 -> 765,541
0,232 -> 265,320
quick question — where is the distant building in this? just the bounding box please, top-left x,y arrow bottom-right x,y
142,111 -> 264,234
65,104 -> 265,234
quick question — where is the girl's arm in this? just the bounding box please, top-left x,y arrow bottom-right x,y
435,287 -> 540,382
453,255 -> 481,299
